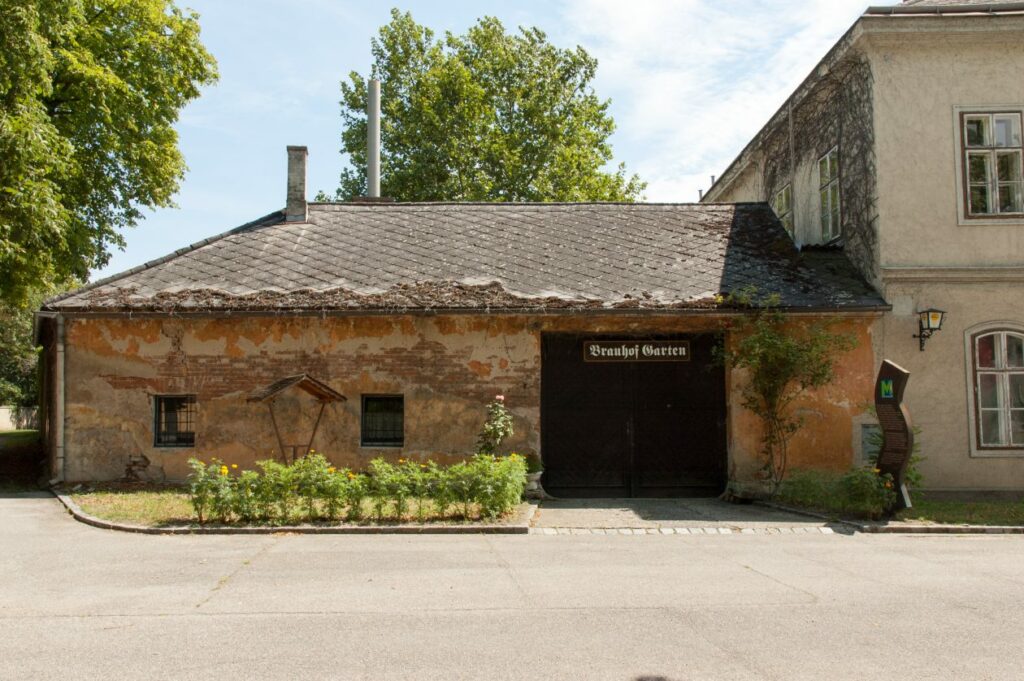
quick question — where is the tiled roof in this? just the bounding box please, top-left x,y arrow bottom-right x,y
45,202 -> 886,313
899,0 -> 1022,7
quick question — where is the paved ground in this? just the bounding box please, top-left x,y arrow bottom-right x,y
3,492 -> 1024,680
532,498 -> 830,532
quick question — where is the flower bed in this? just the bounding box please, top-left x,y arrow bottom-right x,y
186,453 -> 527,526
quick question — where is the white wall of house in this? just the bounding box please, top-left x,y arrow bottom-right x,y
706,13 -> 1024,490
866,19 -> 1024,490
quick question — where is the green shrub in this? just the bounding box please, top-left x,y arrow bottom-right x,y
777,466 -> 897,519
186,458 -> 217,524
477,395 -> 514,455
367,458 -> 404,521
427,462 -> 455,518
836,467 -> 897,518
403,459 -> 435,522
293,453 -> 333,521
474,453 -> 527,518
447,459 -> 483,519
257,459 -> 295,522
185,451 -> 526,525
343,470 -> 368,521
232,470 -> 261,522
210,463 -> 235,523
320,467 -> 348,521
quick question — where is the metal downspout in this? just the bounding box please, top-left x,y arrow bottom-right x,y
53,314 -> 66,483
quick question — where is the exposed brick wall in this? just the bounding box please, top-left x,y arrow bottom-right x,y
56,313 -> 878,484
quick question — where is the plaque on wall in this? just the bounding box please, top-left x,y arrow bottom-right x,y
583,340 -> 691,362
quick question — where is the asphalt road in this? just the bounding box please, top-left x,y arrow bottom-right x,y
2,492 -> 1023,680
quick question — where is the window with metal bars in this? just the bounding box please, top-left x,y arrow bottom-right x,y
361,395 -> 404,447
154,395 -> 196,447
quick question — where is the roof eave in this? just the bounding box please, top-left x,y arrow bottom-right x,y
44,304 -> 891,317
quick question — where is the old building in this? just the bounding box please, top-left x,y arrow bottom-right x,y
37,146 -> 885,495
704,0 -> 1024,491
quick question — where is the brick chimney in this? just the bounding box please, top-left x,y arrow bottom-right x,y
285,145 -> 307,222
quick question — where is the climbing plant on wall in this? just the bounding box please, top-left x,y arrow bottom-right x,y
757,51 -> 878,283
717,290 -> 858,496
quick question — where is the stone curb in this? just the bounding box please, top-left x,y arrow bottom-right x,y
529,526 -> 837,535
52,491 -> 536,535
758,500 -> 1024,535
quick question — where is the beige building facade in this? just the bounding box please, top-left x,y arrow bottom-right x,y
705,1 -> 1024,490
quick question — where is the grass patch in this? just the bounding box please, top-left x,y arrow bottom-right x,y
69,483 -> 518,527
71,485 -> 194,526
897,494 -> 1024,526
0,429 -> 40,442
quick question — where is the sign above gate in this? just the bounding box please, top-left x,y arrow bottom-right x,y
583,340 -> 691,362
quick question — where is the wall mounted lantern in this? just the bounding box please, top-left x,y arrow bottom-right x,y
913,308 -> 945,351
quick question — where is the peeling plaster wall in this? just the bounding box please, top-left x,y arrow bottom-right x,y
59,313 -> 878,484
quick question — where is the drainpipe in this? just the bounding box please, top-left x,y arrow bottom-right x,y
53,314 -> 66,484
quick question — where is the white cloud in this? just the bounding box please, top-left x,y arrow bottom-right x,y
554,0 -> 891,201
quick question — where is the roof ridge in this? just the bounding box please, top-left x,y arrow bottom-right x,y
307,201 -> 763,208
43,209 -> 285,309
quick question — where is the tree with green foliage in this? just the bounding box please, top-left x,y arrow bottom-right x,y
0,0 -> 218,307
0,286 -> 57,406
323,9 -> 643,203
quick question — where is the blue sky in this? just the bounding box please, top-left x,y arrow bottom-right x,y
96,0 -> 895,280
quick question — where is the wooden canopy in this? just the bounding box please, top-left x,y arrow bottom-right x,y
247,374 -> 347,404
246,374 -> 346,463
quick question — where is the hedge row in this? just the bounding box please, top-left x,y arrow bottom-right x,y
186,453 -> 527,525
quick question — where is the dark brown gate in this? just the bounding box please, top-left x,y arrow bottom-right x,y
540,334 -> 727,497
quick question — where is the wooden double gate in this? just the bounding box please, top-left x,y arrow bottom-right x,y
540,334 -> 727,498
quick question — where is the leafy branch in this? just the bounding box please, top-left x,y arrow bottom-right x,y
717,290 -> 857,495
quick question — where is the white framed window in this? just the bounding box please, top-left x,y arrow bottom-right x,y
970,329 -> 1024,451
818,147 -> 840,241
962,111 -> 1023,217
772,184 -> 793,236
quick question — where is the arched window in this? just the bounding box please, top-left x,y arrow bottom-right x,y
972,330 -> 1024,448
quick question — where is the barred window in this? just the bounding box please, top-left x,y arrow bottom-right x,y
154,395 -> 196,447
361,395 -> 404,447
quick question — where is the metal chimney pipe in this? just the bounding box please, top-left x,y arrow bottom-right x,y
367,78 -> 381,198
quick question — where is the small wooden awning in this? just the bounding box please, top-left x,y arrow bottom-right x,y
247,374 -> 347,404
246,374 -> 346,464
